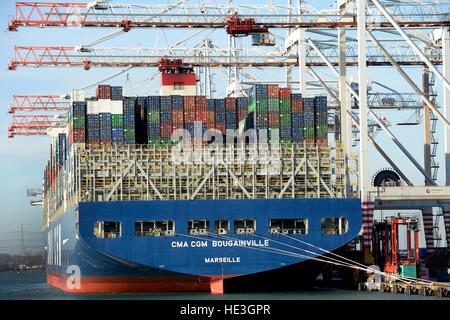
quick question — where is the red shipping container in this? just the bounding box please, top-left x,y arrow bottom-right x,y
184,109 -> 195,124
304,137 -> 315,146
195,96 -> 207,109
316,137 -> 328,146
172,124 -> 184,137
279,87 -> 291,99
195,109 -> 207,122
68,127 -> 86,146
268,111 -> 280,126
225,97 -> 236,110
195,95 -> 207,123
184,96 -> 196,111
291,98 -> 303,113
237,109 -> 248,122
73,128 -> 86,144
206,122 -> 215,130
215,122 -> 226,135
172,122 -> 184,129
172,109 -> 184,124
96,85 -> 111,99
207,110 -> 215,124
267,84 -> 279,98
160,123 -> 173,138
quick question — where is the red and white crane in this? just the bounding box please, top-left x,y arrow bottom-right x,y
8,95 -> 69,114
7,1 -> 447,32
8,115 -> 66,138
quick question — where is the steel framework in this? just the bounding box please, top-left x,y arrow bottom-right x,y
7,43 -> 445,70
8,115 -> 66,138
7,1 -> 449,31
8,95 -> 69,113
44,143 -> 359,227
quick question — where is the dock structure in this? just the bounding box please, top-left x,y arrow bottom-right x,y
368,186 -> 450,255
359,281 -> 450,298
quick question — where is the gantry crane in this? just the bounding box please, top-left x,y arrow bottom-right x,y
8,115 -> 66,138
8,95 -> 69,114
7,1 -> 448,31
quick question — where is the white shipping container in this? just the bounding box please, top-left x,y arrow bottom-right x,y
98,99 -> 111,113
71,89 -> 85,102
87,100 -> 99,114
110,100 -> 123,115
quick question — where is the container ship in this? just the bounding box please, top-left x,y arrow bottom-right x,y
42,68 -> 361,294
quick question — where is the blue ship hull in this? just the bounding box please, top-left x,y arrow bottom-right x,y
44,198 -> 362,293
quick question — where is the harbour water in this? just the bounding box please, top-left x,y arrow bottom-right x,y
1,271 -> 447,320
0,271 -> 447,301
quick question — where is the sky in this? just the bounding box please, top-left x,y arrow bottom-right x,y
0,0 -> 447,254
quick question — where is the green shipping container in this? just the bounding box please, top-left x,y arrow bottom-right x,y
248,98 -> 268,113
279,98 -> 291,113
315,124 -> 328,138
111,114 -> 123,127
160,137 -> 176,145
268,126 -> 279,140
71,115 -> 85,129
279,112 -> 292,126
147,137 -> 161,145
280,138 -> 292,143
147,110 -> 160,124
123,127 -> 135,140
304,125 -> 315,138
268,98 -> 279,112
398,265 -> 416,279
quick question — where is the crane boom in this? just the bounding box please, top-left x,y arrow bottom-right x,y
7,1 -> 449,31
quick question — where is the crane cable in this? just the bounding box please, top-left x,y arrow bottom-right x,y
173,230 -> 446,287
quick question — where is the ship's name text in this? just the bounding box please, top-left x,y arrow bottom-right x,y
171,239 -> 269,248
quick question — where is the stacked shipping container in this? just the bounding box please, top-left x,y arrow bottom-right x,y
111,99 -> 124,145
147,96 -> 161,144
123,98 -> 136,144
68,101 -> 86,146
172,95 -> 184,137
314,96 -> 328,146
214,99 -> 226,138
65,84 -> 328,149
45,84 -> 330,212
86,100 -> 100,148
302,97 -> 315,146
160,96 -> 173,143
291,93 -> 303,143
279,87 -> 292,143
248,84 -> 268,141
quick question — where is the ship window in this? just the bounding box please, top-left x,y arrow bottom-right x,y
135,220 -> 175,237
188,220 -> 210,235
234,219 -> 256,234
269,219 -> 308,235
94,221 -> 121,239
214,220 -> 229,234
321,218 -> 348,235
174,82 -> 184,90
